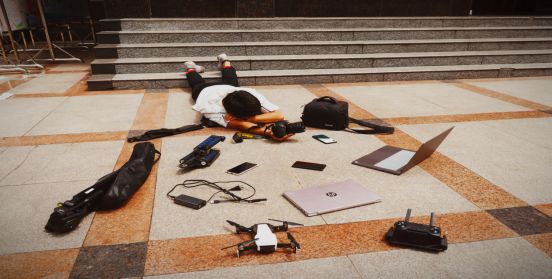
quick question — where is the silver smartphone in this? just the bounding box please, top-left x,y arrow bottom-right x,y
313,134 -> 337,144
226,162 -> 258,175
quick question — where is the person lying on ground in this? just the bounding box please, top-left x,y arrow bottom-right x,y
185,53 -> 294,141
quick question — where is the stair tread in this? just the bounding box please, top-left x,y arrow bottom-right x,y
90,50 -> 552,64
94,37 -> 552,48
100,16 -> 552,22
98,26 -> 552,34
87,63 -> 552,81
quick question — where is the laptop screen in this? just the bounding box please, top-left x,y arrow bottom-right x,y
374,150 -> 415,171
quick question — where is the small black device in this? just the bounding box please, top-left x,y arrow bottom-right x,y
385,209 -> 448,252
227,162 -> 258,175
312,134 -> 337,144
270,121 -> 306,138
179,135 -> 225,169
292,161 -> 326,171
173,194 -> 207,210
232,132 -> 264,143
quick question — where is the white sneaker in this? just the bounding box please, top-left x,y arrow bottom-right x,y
184,61 -> 205,73
217,53 -> 228,70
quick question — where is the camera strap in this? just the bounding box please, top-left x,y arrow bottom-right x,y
127,124 -> 204,142
346,118 -> 395,135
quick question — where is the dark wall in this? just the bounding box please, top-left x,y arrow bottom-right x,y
472,0 -> 552,15
276,0 -> 472,17
98,0 -> 551,18
103,0 -> 151,18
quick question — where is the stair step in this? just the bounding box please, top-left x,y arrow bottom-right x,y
100,17 -> 552,31
87,63 -> 552,90
94,38 -> 552,58
90,50 -> 552,74
90,17 -> 552,90
97,27 -> 552,44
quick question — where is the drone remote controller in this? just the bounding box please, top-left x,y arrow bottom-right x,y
385,209 -> 447,252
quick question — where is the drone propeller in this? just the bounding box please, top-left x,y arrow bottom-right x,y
268,219 -> 304,226
226,220 -> 250,232
287,232 -> 301,250
221,238 -> 258,250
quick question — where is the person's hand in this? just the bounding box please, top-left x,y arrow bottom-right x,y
265,129 -> 294,141
224,114 -> 237,122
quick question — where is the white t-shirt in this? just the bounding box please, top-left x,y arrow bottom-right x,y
192,85 -> 280,127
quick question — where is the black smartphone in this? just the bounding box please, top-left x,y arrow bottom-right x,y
312,134 -> 337,144
227,162 -> 258,175
292,161 -> 326,171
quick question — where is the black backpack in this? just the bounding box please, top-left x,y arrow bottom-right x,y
301,96 -> 394,134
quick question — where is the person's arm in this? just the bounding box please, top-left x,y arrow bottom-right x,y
244,110 -> 284,124
227,117 -> 293,141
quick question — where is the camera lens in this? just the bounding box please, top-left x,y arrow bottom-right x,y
286,122 -> 305,134
271,121 -> 305,138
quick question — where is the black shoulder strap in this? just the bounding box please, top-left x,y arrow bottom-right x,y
346,118 -> 395,135
127,124 -> 204,142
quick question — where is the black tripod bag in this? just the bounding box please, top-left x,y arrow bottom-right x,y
45,142 -> 160,233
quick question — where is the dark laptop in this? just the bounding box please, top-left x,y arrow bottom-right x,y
352,127 -> 454,175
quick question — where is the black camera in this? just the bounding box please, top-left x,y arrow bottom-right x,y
270,121 -> 305,138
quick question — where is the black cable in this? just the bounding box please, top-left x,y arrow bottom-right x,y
166,179 -> 265,205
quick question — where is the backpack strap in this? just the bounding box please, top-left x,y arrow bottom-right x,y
346,118 -> 395,134
127,124 -> 204,142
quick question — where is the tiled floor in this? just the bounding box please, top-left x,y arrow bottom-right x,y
0,62 -> 551,279
467,79 -> 552,107
7,73 -> 87,95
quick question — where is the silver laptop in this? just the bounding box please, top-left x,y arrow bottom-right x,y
283,179 -> 381,217
352,127 -> 454,175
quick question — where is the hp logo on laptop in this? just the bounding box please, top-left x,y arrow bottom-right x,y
326,192 -> 337,197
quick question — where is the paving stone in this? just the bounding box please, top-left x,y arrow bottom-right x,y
333,82 -> 526,118
27,94 -> 143,136
145,256 -> 361,279
8,73 -> 86,94
0,141 -> 123,186
349,238 -> 552,279
487,206 -> 552,236
70,242 -> 147,279
0,97 -> 67,137
0,180 -> 95,254
468,79 -> 552,107
399,119 -> 552,205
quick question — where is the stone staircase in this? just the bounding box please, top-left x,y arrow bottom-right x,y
88,17 -> 552,90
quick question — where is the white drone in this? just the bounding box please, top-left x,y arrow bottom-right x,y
222,219 -> 302,257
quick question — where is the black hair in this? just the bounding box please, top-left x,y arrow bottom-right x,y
222,90 -> 262,118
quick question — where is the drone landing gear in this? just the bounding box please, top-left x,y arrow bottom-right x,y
237,243 -> 257,258
277,232 -> 301,253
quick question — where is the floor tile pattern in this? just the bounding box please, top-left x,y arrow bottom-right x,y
0,62 -> 551,278
487,206 -> 552,236
69,242 -> 147,279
